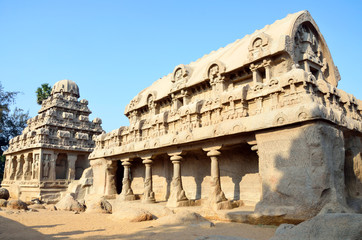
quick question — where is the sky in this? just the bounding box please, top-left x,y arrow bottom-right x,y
0,0 -> 361,132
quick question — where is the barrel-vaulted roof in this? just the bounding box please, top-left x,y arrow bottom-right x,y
124,10 -> 339,115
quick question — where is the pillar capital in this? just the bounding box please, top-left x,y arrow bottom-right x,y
206,149 -> 221,157
203,145 -> 222,153
142,158 -> 153,165
170,155 -> 183,162
121,161 -> 132,167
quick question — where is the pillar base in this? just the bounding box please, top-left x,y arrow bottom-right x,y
166,199 -> 190,208
142,198 -> 156,204
204,199 -> 232,211
118,194 -> 136,201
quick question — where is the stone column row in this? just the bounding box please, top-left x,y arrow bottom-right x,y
118,146 -> 231,210
6,154 -> 38,181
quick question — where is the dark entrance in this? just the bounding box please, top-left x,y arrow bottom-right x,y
115,160 -> 124,194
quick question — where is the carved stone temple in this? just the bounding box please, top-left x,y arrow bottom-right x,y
1,11 -> 362,222
2,80 -> 103,202
88,11 -> 362,221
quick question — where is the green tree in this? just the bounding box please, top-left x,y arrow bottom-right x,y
0,82 -> 29,180
36,83 -> 52,105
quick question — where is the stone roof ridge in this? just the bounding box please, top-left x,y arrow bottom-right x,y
147,11 -> 307,86
187,10 -> 307,67
124,10 -> 309,113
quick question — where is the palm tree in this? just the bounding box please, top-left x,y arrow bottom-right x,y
36,83 -> 52,105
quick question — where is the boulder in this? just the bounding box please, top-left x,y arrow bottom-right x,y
270,213 -> 362,240
86,198 -> 112,214
55,193 -> 85,212
7,199 -> 28,210
30,203 -> 46,210
0,188 -> 10,200
66,167 -> 93,200
157,210 -> 214,227
0,199 -> 7,207
112,200 -> 173,218
111,207 -> 153,222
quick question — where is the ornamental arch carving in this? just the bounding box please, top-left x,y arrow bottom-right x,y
204,60 -> 226,84
248,33 -> 271,61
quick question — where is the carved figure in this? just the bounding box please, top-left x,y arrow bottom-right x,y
15,159 -> 22,180
22,160 -> 29,180
174,68 -> 183,81
32,159 -> 38,179
43,160 -> 50,178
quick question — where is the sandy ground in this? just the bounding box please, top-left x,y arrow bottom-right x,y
0,208 -> 276,240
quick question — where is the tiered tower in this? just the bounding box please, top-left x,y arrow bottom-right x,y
2,79 -> 103,202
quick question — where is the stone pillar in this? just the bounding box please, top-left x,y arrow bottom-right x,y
203,147 -> 231,210
105,160 -> 117,196
167,154 -> 189,207
31,154 -> 38,180
119,160 -> 136,201
67,154 -> 77,180
22,155 -> 30,181
3,157 -> 9,180
9,157 -> 15,180
142,157 -> 155,203
38,150 -> 43,181
48,153 -> 56,181
15,157 -> 22,181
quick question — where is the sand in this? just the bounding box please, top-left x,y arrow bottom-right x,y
0,208 -> 276,240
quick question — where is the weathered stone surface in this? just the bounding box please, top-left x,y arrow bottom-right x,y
112,207 -> 153,222
111,200 -> 178,223
85,198 -> 112,214
30,203 -> 46,210
157,210 -> 214,227
7,199 -> 28,210
0,199 -> 8,207
255,122 -> 350,221
55,193 -> 85,212
67,167 -> 94,200
270,213 -> 362,240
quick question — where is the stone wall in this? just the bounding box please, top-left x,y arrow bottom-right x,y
255,121 -> 346,220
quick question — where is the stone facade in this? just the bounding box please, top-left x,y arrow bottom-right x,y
89,11 -> 362,221
1,80 -> 103,202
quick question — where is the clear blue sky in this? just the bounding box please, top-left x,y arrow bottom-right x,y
0,0 -> 361,132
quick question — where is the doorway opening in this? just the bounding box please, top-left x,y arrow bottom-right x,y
115,161 -> 124,194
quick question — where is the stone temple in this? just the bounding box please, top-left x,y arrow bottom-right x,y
2,11 -> 362,222
2,80 -> 103,202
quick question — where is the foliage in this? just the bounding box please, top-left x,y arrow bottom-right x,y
36,83 -> 52,105
0,82 -> 29,180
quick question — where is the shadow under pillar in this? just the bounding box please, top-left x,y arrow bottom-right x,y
119,160 -> 136,201
142,158 -> 155,203
203,147 -> 232,210
166,154 -> 189,207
